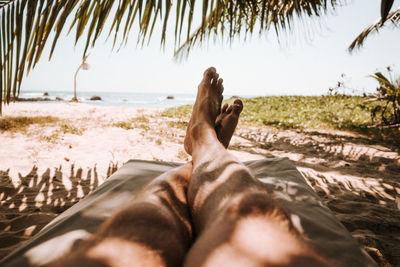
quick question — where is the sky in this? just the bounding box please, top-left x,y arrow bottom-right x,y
22,0 -> 400,96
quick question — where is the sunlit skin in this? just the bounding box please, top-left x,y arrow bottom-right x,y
48,72 -> 243,267
184,67 -> 332,266
49,67 -> 331,267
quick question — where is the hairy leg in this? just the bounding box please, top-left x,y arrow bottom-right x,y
49,164 -> 193,267
183,67 -> 331,267
50,87 -> 243,267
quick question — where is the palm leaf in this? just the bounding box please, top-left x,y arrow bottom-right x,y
174,0 -> 344,59
381,0 -> 394,22
0,0 -> 351,114
370,72 -> 396,95
348,6 -> 400,52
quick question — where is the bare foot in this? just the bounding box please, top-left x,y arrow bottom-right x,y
184,67 -> 224,155
215,99 -> 243,148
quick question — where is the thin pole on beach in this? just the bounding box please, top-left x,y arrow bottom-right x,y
73,56 -> 90,102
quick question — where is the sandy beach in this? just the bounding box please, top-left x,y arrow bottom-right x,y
1,102 -> 399,266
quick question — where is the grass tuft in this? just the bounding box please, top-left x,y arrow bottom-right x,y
0,116 -> 59,132
113,121 -> 133,130
161,105 -> 192,120
61,124 -> 83,135
42,132 -> 61,144
168,120 -> 188,130
132,114 -> 150,123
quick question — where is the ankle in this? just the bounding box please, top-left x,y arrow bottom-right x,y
190,122 -> 216,142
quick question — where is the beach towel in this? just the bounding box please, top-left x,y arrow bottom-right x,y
0,158 -> 376,266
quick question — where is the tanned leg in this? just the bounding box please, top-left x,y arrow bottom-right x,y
49,85 -> 242,267
183,67 -> 331,267
49,164 -> 193,267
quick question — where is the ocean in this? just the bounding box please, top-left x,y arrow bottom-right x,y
19,91 -> 249,108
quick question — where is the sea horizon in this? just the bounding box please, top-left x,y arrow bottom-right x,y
18,90 -> 260,108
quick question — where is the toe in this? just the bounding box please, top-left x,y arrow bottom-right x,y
232,99 -> 243,114
226,105 -> 233,114
211,73 -> 220,88
203,67 -> 216,82
217,78 -> 224,95
221,103 -> 228,114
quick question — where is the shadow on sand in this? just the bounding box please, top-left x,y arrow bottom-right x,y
0,163 -> 118,260
233,129 -> 400,266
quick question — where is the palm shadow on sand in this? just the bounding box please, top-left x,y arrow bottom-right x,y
0,163 -> 118,260
231,129 -> 400,266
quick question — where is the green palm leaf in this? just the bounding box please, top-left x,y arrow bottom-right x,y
348,6 -> 400,53
2,0 -> 386,115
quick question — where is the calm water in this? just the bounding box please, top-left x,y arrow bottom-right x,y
19,91 -> 252,108
20,91 -> 196,108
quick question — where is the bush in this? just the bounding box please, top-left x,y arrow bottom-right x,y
368,67 -> 400,125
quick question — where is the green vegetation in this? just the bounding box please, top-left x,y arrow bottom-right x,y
162,96 -> 375,129
240,96 -> 373,129
39,123 -> 83,144
168,120 -> 188,130
161,105 -> 193,120
369,69 -> 400,125
61,124 -> 83,135
42,132 -> 61,144
132,115 -> 150,124
0,116 -> 59,132
113,121 -> 133,130
162,95 -> 400,146
137,124 -> 150,132
113,115 -> 151,130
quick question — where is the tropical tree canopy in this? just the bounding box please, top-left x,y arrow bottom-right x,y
0,0 -> 395,114
349,6 -> 400,52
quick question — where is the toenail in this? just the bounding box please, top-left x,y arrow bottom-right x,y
204,67 -> 216,77
233,99 -> 243,105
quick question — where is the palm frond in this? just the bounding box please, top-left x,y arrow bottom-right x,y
0,0 -> 347,114
174,0 -> 345,59
370,72 -> 396,94
381,0 -> 394,22
348,6 -> 400,53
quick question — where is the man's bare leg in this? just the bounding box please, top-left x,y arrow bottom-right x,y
50,95 -> 243,267
49,164 -> 192,267
215,99 -> 243,148
183,67 -> 330,266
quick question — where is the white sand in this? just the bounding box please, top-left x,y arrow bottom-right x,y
0,102 -> 399,265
